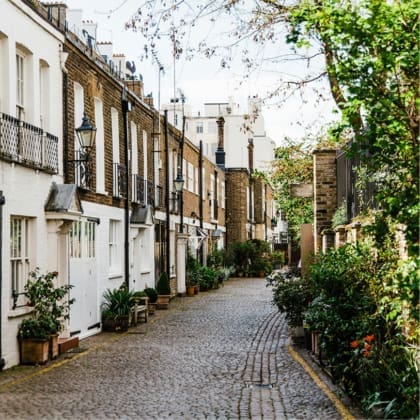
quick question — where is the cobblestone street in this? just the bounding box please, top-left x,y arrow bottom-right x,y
0,278 -> 359,419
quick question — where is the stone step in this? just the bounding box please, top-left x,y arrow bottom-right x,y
58,336 -> 79,354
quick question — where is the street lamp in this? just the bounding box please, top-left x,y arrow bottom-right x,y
173,172 -> 184,193
75,112 -> 96,151
72,112 -> 96,189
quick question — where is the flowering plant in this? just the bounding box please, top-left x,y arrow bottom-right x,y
18,269 -> 74,339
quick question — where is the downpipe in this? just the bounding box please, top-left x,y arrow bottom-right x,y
0,191 -> 6,370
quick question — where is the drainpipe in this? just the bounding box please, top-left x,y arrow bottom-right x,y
179,116 -> 186,233
0,191 -> 5,371
122,92 -> 131,289
164,110 -> 170,275
198,140 -> 204,264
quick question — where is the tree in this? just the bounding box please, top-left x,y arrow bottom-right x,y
127,0 -> 418,253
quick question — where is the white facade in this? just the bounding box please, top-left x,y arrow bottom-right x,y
163,97 -> 276,172
0,0 -> 65,368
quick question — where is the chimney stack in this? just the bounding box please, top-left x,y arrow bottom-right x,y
215,116 -> 225,170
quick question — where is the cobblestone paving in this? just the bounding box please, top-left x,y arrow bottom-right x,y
0,278 -> 343,419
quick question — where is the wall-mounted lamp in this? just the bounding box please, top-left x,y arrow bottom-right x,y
71,112 -> 97,189
173,172 -> 184,193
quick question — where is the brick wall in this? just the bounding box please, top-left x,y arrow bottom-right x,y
225,168 -> 249,246
313,149 -> 337,252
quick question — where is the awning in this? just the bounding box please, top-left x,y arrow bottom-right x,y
44,182 -> 83,221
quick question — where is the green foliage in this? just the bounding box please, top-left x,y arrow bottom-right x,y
306,237 -> 419,418
227,239 -> 272,276
269,270 -> 313,327
156,272 -> 171,295
331,201 -> 348,228
287,0 -> 419,254
101,285 -> 134,319
18,269 -> 74,339
270,140 -> 313,244
144,287 -> 158,303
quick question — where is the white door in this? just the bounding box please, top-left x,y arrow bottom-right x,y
69,220 -> 99,337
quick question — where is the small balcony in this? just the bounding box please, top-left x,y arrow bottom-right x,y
0,112 -> 58,174
132,175 -> 154,206
113,163 -> 127,198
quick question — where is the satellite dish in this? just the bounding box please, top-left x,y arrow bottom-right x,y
126,60 -> 136,74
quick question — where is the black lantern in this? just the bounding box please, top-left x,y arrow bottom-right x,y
75,112 -> 96,152
71,112 -> 97,189
173,172 -> 184,192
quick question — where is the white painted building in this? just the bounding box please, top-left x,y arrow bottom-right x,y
0,0 -> 66,368
162,97 -> 276,172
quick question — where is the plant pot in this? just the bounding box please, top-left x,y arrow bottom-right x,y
49,333 -> 59,359
194,285 -> 199,295
259,271 -> 265,278
157,295 -> 170,309
148,302 -> 156,315
187,285 -> 195,296
20,338 -> 49,365
102,315 -> 130,332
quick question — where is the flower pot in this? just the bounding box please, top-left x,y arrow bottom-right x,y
187,285 -> 195,297
49,333 -> 59,359
194,285 -> 199,295
20,338 -> 49,365
102,315 -> 130,332
157,295 -> 170,309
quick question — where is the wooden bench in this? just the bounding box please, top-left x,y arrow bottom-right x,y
131,296 -> 149,325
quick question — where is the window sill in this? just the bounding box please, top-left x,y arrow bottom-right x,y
8,306 -> 34,319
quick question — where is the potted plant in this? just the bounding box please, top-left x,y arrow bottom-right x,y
156,272 -> 171,309
101,285 -> 134,332
18,269 -> 74,364
144,287 -> 158,314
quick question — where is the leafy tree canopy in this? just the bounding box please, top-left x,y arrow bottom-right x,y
127,0 -> 418,253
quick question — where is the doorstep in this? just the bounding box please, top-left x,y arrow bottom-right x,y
58,336 -> 79,354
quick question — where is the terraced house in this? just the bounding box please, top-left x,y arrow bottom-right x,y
0,0 -> 275,369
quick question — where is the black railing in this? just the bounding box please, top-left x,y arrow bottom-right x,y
0,112 -> 58,173
336,149 -> 378,220
132,175 -> 154,205
113,163 -> 127,198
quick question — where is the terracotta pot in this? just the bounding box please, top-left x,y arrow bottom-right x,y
20,338 -> 49,365
187,285 -> 195,296
194,285 -> 199,295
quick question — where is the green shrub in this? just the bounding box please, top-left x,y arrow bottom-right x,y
101,285 -> 134,319
270,271 -> 312,327
144,287 -> 158,303
156,272 -> 171,295
306,237 -> 419,418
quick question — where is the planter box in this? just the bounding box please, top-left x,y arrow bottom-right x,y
102,316 -> 130,332
49,334 -> 59,359
20,338 -> 49,365
156,295 -> 170,309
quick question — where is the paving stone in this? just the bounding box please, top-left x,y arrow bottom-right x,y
0,278 -> 359,419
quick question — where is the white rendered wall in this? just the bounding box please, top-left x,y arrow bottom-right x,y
0,0 -> 64,369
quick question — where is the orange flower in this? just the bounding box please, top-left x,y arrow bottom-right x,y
363,350 -> 371,358
364,343 -> 372,351
350,340 -> 359,348
364,334 -> 375,343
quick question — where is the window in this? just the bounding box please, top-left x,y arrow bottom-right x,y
39,59 -> 49,129
208,121 -> 217,134
94,98 -> 105,193
196,122 -> 203,134
16,53 -> 24,114
188,162 -> 194,192
10,216 -> 32,307
70,220 -> 96,259
109,220 -> 121,275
